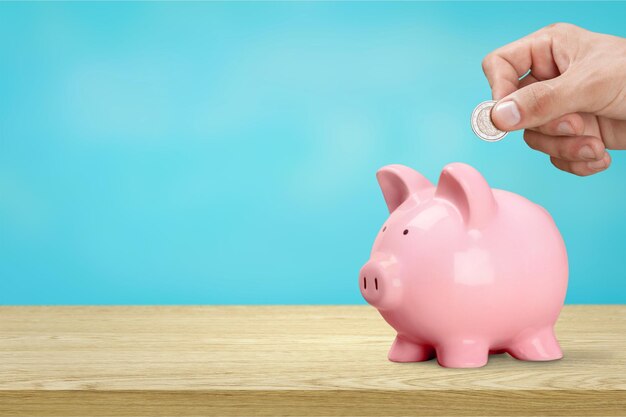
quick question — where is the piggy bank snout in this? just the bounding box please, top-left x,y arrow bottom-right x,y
359,260 -> 401,311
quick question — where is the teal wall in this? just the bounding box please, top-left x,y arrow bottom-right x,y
1,2 -> 625,305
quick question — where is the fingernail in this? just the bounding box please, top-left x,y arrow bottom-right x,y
578,146 -> 596,161
492,100 -> 521,129
587,158 -> 607,171
557,121 -> 575,135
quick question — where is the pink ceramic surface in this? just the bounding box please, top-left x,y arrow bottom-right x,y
359,163 -> 568,368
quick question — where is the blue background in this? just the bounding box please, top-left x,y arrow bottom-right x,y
1,2 -> 625,305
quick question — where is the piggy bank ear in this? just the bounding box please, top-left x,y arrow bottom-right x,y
376,164 -> 433,213
435,163 -> 497,229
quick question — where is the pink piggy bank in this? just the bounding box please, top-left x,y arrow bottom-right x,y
359,163 -> 568,368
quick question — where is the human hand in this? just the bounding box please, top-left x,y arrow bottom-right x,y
482,23 -> 626,176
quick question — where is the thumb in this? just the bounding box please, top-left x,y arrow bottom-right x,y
491,77 -> 575,131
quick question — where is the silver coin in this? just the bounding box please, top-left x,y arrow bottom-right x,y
471,100 -> 508,142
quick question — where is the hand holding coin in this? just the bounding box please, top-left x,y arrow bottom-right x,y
479,23 -> 626,176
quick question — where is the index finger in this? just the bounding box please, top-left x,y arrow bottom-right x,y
482,27 -> 561,100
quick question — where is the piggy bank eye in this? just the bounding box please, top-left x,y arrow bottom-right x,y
403,229 -> 409,235
382,226 -> 387,232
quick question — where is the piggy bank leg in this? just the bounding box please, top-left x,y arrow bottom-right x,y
388,335 -> 435,363
435,339 -> 489,368
508,327 -> 563,361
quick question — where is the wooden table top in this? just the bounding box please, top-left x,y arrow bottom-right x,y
0,305 -> 624,416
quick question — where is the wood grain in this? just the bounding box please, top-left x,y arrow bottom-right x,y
0,305 -> 624,416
